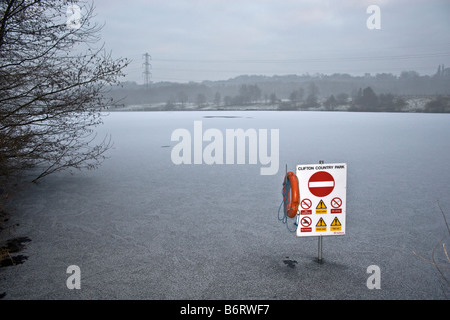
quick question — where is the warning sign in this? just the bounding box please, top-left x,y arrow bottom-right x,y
300,198 -> 312,215
295,163 -> 347,237
330,217 -> 342,231
331,197 -> 342,214
300,216 -> 312,233
315,217 -> 327,232
316,199 -> 327,214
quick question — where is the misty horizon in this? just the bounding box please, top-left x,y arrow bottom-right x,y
88,0 -> 450,84
118,67 -> 449,86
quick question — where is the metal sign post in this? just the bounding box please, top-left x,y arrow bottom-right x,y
317,160 -> 324,263
318,235 -> 323,263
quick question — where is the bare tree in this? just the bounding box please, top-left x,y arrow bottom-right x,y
304,82 -> 319,108
213,91 -> 221,107
177,91 -> 188,107
0,0 -> 128,182
196,93 -> 206,107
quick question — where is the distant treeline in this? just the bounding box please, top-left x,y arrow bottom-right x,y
106,70 -> 450,112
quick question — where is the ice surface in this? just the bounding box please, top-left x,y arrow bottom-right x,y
1,111 -> 449,299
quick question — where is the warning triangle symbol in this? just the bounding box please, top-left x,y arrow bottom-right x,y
331,217 -> 341,226
316,217 -> 326,227
316,200 -> 327,209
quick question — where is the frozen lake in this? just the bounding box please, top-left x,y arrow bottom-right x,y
1,111 -> 450,299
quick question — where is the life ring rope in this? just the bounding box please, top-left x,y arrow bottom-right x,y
278,171 -> 300,233
283,171 -> 299,218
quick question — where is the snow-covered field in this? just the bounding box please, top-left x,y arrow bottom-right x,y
1,111 -> 449,299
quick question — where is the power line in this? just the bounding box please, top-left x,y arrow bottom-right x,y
150,51 -> 450,64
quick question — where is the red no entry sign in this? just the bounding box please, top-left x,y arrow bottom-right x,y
308,171 -> 335,197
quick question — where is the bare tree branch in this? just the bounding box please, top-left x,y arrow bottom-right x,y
0,0 -> 129,182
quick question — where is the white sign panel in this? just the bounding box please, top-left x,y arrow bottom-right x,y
296,163 -> 347,237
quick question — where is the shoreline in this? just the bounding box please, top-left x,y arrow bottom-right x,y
105,96 -> 446,113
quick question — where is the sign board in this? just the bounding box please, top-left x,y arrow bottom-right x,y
296,163 -> 347,237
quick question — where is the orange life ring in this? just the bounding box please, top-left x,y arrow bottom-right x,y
283,171 -> 299,218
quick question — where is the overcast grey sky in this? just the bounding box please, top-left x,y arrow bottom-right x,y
88,0 -> 450,83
